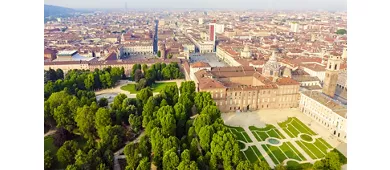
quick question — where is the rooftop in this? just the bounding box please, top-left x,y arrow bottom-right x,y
301,91 -> 347,118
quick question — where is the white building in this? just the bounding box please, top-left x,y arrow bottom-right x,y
290,22 -> 300,33
199,18 -> 204,25
299,91 -> 347,143
215,24 -> 225,34
120,44 -> 153,56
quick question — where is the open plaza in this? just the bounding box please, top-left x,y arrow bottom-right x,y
222,108 -> 346,168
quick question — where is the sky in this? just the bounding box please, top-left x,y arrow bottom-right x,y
44,0 -> 347,11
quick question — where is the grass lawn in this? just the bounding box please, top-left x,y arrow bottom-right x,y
285,142 -> 306,161
296,140 -> 325,159
278,117 -> 316,138
120,82 -> 177,94
279,142 -> 305,161
300,134 -> 313,142
238,141 -> 246,150
243,146 -> 263,163
249,124 -> 285,141
228,126 -> 253,143
261,145 -> 280,164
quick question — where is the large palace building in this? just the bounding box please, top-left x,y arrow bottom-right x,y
191,52 -> 301,112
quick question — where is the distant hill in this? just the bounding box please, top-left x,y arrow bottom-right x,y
44,4 -> 75,18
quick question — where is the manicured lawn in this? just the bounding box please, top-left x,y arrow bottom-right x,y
285,142 -> 306,161
252,131 -> 269,141
301,134 -> 313,142
296,140 -> 326,159
317,138 -> 333,148
261,145 -> 280,164
120,84 -> 138,93
290,117 -> 317,135
249,124 -> 285,142
249,124 -> 276,131
228,125 -> 253,143
313,139 -> 330,154
120,82 -> 177,94
243,146 -> 259,163
268,129 -> 285,139
151,82 -> 177,92
279,142 -> 305,161
242,146 -> 264,163
278,117 -> 316,138
296,141 -> 318,159
238,141 -> 246,150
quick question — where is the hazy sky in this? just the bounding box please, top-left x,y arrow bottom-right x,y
45,0 -> 346,11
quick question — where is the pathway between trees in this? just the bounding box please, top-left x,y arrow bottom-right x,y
44,129 -> 56,137
113,131 -> 145,170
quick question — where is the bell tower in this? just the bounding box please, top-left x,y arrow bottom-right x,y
322,55 -> 342,97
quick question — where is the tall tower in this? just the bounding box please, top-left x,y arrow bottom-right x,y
209,21 -> 216,52
125,2 -> 128,11
322,55 -> 342,98
342,47 -> 347,59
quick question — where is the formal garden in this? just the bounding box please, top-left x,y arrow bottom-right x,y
227,116 -> 347,170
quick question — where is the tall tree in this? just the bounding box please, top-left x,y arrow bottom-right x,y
134,69 -> 143,83
161,85 -> 179,106
75,105 -> 96,139
53,103 -> 76,132
136,87 -> 153,105
236,160 -> 253,170
57,140 -> 79,165
95,108 -> 112,135
160,113 -> 176,137
163,148 -> 180,170
44,150 -> 53,169
53,127 -> 75,147
198,125 -> 214,151
253,160 -> 271,170
194,92 -> 215,113
136,157 -> 151,170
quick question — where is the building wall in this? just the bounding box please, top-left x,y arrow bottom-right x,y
216,46 -> 241,66
299,93 -> 347,143
200,81 -> 300,112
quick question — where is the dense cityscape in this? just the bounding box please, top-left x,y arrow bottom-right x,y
44,6 -> 347,170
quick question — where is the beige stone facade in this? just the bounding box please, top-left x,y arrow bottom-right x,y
193,66 -> 300,113
299,91 -> 347,143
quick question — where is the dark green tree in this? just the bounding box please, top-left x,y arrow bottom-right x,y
75,105 -> 96,139
253,160 -> 271,170
98,98 -> 108,107
57,140 -> 79,165
44,150 -> 53,169
236,160 -> 253,170
163,148 -> 180,170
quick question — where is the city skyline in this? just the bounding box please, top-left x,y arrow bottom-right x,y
44,0 -> 347,11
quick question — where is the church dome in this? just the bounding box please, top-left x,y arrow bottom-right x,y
262,51 -> 281,77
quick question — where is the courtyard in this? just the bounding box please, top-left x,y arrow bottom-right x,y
189,53 -> 228,67
222,108 -> 346,168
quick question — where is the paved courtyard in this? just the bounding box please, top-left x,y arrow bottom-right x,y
222,108 -> 347,168
190,53 -> 228,67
